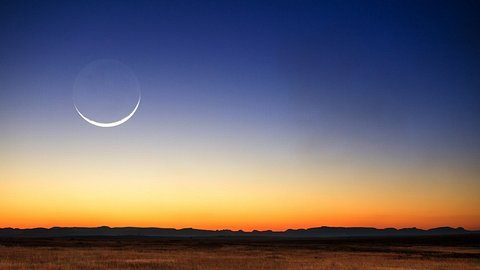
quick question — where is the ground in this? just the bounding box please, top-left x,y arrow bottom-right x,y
0,235 -> 479,269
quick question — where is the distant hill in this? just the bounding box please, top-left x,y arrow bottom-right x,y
0,226 -> 478,238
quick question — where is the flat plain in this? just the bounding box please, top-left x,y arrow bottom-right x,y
0,235 -> 479,269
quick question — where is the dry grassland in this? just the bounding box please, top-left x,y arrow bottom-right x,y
0,236 -> 478,269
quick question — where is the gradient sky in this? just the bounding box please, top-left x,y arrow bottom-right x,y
1,0 -> 479,230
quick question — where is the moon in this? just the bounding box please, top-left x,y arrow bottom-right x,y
73,59 -> 141,128
74,95 -> 141,128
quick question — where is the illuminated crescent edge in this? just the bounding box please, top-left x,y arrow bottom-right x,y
74,95 -> 141,128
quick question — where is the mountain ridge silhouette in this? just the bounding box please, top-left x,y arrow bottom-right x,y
1,226 -> 478,237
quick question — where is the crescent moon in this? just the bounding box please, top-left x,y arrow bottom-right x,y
74,95 -> 141,128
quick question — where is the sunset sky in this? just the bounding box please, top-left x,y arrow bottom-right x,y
1,1 -> 479,230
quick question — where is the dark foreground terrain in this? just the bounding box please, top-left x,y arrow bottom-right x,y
0,234 -> 479,269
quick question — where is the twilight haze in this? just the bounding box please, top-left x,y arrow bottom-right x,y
0,1 -> 479,230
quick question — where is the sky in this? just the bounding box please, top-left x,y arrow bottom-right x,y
1,0 -> 479,230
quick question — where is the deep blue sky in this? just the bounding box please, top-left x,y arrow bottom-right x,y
2,1 -> 479,158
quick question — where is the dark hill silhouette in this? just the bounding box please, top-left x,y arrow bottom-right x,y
0,226 -> 477,238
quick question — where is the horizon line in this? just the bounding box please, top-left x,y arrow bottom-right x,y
2,225 -> 477,232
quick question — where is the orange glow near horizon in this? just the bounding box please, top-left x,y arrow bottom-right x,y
1,143 -> 479,231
